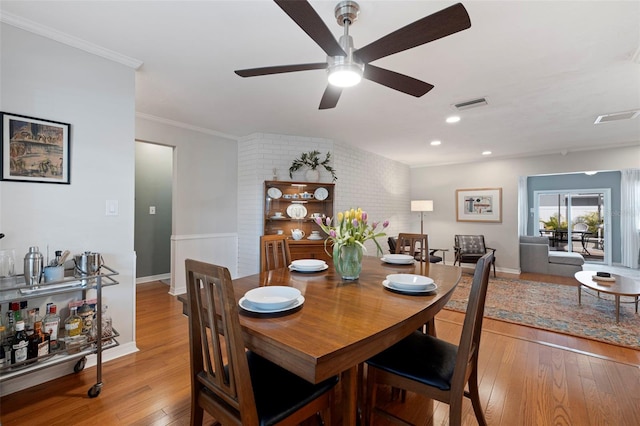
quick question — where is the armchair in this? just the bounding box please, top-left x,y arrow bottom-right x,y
453,235 -> 497,277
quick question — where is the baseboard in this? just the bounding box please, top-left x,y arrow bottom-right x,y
136,273 -> 170,284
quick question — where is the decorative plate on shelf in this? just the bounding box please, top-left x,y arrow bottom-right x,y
267,187 -> 282,199
286,204 -> 307,219
314,187 -> 329,200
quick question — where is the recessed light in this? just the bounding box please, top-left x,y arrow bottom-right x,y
584,171 -> 598,176
481,151 -> 492,156
446,116 -> 461,124
430,140 -> 441,146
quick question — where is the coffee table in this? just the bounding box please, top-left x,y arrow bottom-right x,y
575,270 -> 640,323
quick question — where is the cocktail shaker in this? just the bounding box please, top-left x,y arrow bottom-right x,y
24,246 -> 44,286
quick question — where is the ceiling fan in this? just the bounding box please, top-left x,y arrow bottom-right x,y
234,1 -> 471,110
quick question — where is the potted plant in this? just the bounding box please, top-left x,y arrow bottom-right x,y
289,150 -> 337,182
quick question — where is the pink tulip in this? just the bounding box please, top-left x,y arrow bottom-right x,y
361,212 -> 368,222
315,217 -> 323,226
352,219 -> 359,228
326,217 -> 332,226
383,220 -> 389,228
330,230 -> 337,238
372,221 -> 379,229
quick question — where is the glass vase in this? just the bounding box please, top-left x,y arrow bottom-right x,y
333,244 -> 363,280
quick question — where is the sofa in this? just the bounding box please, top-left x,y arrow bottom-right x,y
519,236 -> 584,277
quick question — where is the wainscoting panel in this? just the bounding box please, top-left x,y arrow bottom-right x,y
170,233 -> 238,295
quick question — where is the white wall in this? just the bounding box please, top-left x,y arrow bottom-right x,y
410,145 -> 640,272
135,116 -> 239,294
0,24 -> 137,393
237,133 -> 412,277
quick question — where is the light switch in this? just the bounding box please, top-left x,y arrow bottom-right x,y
106,200 -> 119,216
149,206 -> 156,215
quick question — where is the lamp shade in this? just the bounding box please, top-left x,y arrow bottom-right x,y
411,200 -> 434,212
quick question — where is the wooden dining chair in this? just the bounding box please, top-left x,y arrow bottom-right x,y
392,234 -> 445,263
260,234 -> 291,272
365,252 -> 494,426
185,259 -> 338,426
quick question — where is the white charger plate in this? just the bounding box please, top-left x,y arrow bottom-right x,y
287,204 -> 308,219
240,295 -> 305,313
383,280 -> 437,294
244,286 -> 301,310
267,187 -> 282,199
314,187 -> 329,200
381,254 -> 415,264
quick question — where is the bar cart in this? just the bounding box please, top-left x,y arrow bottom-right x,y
0,266 -> 119,398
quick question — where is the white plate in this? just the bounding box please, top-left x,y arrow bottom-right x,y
381,254 -> 415,264
289,264 -> 329,273
291,259 -> 326,268
307,236 -> 324,240
386,274 -> 434,290
267,187 -> 282,199
314,187 -> 329,200
286,204 -> 308,219
239,295 -> 305,313
244,286 -> 301,310
383,280 -> 437,294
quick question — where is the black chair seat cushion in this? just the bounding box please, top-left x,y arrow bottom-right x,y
247,351 -> 338,426
366,330 -> 458,391
429,255 -> 443,263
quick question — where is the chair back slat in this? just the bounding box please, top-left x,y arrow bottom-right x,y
185,259 -> 259,425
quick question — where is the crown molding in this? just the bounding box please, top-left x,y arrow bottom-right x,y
136,112 -> 239,140
0,11 -> 143,69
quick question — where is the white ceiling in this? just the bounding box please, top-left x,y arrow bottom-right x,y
2,1 -> 639,167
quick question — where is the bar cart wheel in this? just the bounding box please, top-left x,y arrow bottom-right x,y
88,383 -> 102,398
74,357 -> 86,373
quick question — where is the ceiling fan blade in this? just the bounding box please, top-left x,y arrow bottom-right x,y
275,0 -> 346,57
363,64 -> 434,97
235,62 -> 328,77
355,3 -> 471,64
319,85 -> 342,110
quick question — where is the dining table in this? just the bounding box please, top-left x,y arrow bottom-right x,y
178,255 -> 462,425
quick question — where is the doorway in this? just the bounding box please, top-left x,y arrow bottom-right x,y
534,189 -> 611,265
134,141 -> 173,281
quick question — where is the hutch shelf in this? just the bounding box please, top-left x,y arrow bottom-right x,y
263,180 -> 335,262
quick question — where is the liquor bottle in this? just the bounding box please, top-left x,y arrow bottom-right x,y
77,301 -> 95,338
64,307 -> 82,339
43,303 -> 61,351
28,321 -> 49,359
100,304 -> 113,345
11,320 -> 28,364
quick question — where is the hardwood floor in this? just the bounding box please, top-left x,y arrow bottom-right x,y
1,273 -> 639,425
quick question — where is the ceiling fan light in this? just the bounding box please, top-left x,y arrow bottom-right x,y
328,64 -> 362,87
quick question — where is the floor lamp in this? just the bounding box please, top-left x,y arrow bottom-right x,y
411,200 -> 434,234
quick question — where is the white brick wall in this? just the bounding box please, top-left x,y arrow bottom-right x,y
237,133 -> 411,276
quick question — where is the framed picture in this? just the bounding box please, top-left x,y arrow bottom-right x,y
456,188 -> 502,222
1,112 -> 71,184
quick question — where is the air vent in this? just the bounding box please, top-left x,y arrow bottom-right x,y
594,110 -> 640,124
453,97 -> 488,111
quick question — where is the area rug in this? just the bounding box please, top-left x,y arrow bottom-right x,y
444,275 -> 640,350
